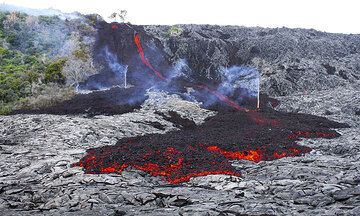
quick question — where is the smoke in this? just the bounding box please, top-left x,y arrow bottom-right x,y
218,65 -> 259,98
186,65 -> 259,108
81,44 -> 260,109
0,3 -> 97,62
102,46 -> 128,87
80,31 -> 260,110
166,59 -> 191,80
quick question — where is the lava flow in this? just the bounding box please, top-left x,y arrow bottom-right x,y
73,108 -> 348,184
196,84 -> 249,112
71,24 -> 349,184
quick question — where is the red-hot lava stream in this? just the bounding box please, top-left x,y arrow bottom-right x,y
134,33 -> 166,81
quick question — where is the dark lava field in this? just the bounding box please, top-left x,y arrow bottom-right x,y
1,19 -> 360,216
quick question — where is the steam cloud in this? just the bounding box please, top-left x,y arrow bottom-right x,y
218,65 -> 259,99
103,46 -> 128,87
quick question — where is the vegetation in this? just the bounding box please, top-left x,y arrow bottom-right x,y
17,83 -> 75,110
85,14 -> 102,26
0,10 -> 98,114
73,48 -> 88,61
108,10 -> 127,23
44,59 -> 66,84
168,25 -> 183,37
0,47 -> 44,103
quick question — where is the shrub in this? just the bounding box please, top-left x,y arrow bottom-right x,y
0,102 -> 12,115
38,15 -> 59,25
0,47 -> 8,56
77,23 -> 95,35
0,88 -> 16,103
44,59 -> 66,84
0,12 -> 9,27
85,14 -> 102,26
17,83 -> 75,109
73,49 -> 88,61
168,25 -> 183,37
5,32 -> 16,45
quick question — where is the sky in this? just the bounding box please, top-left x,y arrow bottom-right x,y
1,0 -> 360,34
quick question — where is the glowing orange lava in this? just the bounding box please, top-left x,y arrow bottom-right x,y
133,33 -> 166,80
207,145 -> 262,162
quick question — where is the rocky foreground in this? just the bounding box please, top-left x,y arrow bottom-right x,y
0,84 -> 359,216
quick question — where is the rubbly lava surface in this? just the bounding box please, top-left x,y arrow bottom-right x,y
73,107 -> 348,184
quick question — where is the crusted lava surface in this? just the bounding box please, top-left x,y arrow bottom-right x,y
73,103 -> 348,184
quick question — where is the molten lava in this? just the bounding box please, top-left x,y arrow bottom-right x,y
73,142 -> 243,184
206,146 -> 262,162
133,31 -> 258,113
134,33 -> 166,80
73,106 -> 347,184
111,24 -> 119,29
196,84 -> 249,112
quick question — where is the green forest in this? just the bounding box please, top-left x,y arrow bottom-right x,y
0,11 -> 100,114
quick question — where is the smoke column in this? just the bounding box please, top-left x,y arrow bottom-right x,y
103,46 -> 129,88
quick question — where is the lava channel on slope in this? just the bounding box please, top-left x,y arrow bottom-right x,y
72,24 -> 348,184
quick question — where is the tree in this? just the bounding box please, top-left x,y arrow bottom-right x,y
108,13 -> 117,22
118,10 -> 127,23
44,59 -> 66,84
108,10 -> 127,23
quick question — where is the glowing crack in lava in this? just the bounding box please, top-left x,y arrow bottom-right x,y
72,24 -> 348,183
133,32 -> 238,111
195,84 -> 280,126
133,32 -> 258,114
